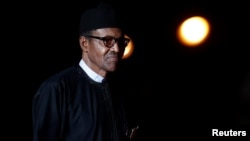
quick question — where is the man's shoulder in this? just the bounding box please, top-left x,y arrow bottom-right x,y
33,64 -> 82,97
38,65 -> 81,88
48,64 -> 83,80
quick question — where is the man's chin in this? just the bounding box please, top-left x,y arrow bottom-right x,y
105,61 -> 119,72
107,67 -> 117,72
106,65 -> 117,72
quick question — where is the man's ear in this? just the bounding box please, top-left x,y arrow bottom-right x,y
79,36 -> 88,51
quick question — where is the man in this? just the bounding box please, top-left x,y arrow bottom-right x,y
32,3 -> 136,141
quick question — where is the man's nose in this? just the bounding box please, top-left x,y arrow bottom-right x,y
110,43 -> 119,52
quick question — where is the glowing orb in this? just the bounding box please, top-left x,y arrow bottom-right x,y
122,35 -> 134,59
177,16 -> 210,47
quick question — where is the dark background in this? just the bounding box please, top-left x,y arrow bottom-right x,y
4,0 -> 249,140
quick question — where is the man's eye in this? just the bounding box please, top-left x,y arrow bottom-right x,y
104,38 -> 113,42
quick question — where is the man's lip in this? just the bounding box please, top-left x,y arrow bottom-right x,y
108,57 -> 118,61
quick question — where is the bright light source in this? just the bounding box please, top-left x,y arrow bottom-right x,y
177,16 -> 210,47
122,35 -> 134,59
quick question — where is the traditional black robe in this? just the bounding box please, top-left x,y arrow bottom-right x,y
32,64 -> 130,141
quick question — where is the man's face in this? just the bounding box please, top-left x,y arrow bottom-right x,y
81,28 -> 128,76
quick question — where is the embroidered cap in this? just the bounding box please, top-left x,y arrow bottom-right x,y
79,3 -> 121,35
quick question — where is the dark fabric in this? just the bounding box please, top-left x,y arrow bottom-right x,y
32,64 -> 130,141
79,2 -> 121,35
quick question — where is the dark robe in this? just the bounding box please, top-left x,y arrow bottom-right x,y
32,64 -> 130,141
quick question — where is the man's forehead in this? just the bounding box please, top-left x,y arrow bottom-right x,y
92,28 -> 122,35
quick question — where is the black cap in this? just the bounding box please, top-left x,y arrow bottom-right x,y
79,3 -> 121,35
